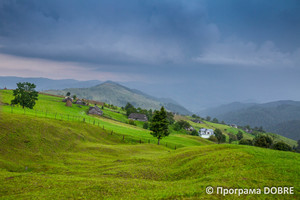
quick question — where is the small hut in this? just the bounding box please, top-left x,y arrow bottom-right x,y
75,99 -> 86,106
88,106 -> 103,116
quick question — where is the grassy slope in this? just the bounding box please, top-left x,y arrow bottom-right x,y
0,113 -> 299,199
0,90 -> 210,149
1,90 -> 300,199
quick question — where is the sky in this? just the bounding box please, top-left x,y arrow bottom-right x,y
0,0 -> 300,111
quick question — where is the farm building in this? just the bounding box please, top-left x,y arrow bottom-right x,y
230,124 -> 238,128
88,106 -> 103,116
191,119 -> 204,124
75,99 -> 86,106
185,126 -> 195,131
198,128 -> 214,138
128,113 -> 148,122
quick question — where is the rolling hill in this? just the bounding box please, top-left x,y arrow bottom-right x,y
200,100 -> 300,140
0,89 -> 299,199
45,81 -> 192,115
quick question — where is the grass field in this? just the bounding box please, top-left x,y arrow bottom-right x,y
0,90 -> 299,199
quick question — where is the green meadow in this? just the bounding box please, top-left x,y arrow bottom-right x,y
0,90 -> 299,199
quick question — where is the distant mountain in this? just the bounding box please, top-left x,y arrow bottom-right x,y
0,76 -> 101,90
200,102 -> 258,117
45,81 -> 192,115
200,100 -> 300,140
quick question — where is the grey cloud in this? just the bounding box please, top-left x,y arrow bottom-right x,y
0,0 -> 219,67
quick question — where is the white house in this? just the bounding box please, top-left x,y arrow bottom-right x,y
198,128 -> 214,138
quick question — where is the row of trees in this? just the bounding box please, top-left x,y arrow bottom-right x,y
239,135 -> 296,152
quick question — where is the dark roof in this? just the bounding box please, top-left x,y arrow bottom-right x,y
88,106 -> 103,116
128,113 -> 148,121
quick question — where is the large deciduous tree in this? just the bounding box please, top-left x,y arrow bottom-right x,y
150,107 -> 170,145
11,82 -> 38,109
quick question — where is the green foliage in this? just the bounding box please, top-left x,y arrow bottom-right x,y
237,131 -> 244,140
150,107 -> 170,144
212,118 -> 219,123
253,135 -> 273,148
214,128 -> 226,144
208,135 -> 218,143
192,114 -> 201,119
143,122 -> 149,129
190,130 -> 198,136
273,142 -> 292,151
72,95 -> 77,100
128,119 -> 136,126
206,116 -> 211,121
239,139 -> 253,146
228,133 -> 237,144
173,122 -> 181,131
125,102 -> 137,116
11,82 -> 39,109
166,112 -> 175,124
174,120 -> 191,131
66,92 -> 70,96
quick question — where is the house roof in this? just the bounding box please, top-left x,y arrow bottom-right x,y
128,113 -> 148,120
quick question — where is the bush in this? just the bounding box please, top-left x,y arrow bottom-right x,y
239,139 -> 253,146
214,129 -> 226,144
128,119 -> 136,126
273,142 -> 292,151
174,120 -> 190,131
143,122 -> 149,129
253,135 -> 273,148
208,135 -> 218,143
237,131 -> 243,140
228,133 -> 237,144
190,130 -> 198,136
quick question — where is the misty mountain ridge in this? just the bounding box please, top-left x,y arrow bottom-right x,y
201,101 -> 300,140
0,76 -> 102,90
45,81 -> 192,115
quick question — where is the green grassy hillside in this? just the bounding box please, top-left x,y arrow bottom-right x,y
45,81 -> 192,115
0,90 -> 211,149
0,113 -> 299,199
1,90 -> 300,199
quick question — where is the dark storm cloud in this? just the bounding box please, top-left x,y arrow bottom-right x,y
0,0 -> 219,69
1,0 -> 300,110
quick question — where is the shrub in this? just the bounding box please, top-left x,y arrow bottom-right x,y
214,129 -> 226,144
237,131 -> 243,140
128,119 -> 136,126
174,120 -> 190,131
208,135 -> 218,143
190,130 -> 198,136
273,142 -> 292,151
253,135 -> 273,148
143,122 -> 149,129
239,139 -> 253,146
228,133 -> 237,144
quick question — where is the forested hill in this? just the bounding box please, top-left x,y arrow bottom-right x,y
200,100 -> 300,140
45,81 -> 192,115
